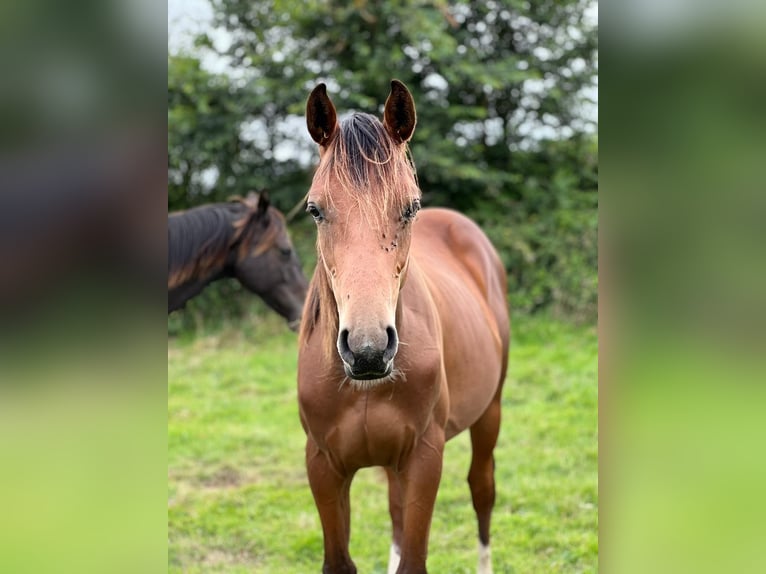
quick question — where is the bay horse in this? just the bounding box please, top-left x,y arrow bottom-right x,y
168,192 -> 308,330
298,81 -> 510,574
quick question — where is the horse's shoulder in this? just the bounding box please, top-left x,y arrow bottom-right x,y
413,208 -> 505,319
416,208 -> 494,264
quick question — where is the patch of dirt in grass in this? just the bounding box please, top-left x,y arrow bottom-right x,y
200,547 -> 262,568
198,464 -> 269,490
169,465 -> 267,505
201,464 -> 243,488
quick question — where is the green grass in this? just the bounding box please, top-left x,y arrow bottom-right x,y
168,314 -> 597,573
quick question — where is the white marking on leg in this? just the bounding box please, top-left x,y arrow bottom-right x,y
478,542 -> 493,574
387,542 -> 401,574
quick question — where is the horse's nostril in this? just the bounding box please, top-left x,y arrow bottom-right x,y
338,329 -> 350,350
338,329 -> 354,366
383,326 -> 398,362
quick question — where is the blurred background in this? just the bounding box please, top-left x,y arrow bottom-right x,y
167,0 -> 598,333
601,1 -> 766,573
1,1 -> 166,573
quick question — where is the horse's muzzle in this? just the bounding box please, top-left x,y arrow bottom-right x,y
343,361 -> 393,381
338,326 -> 398,380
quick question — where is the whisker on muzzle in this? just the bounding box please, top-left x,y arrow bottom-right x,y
337,375 -> 351,391
348,367 -> 406,392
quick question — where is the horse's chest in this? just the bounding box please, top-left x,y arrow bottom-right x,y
313,395 -> 426,471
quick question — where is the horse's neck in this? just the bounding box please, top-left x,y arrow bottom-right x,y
302,263 -> 341,356
197,262 -> 233,285
167,264 -> 233,312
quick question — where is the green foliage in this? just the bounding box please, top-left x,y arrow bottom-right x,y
476,136 -> 598,319
168,55 -> 243,206
168,0 -> 598,323
168,314 -> 598,572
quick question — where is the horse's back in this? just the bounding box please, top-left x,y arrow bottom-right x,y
410,208 -> 510,437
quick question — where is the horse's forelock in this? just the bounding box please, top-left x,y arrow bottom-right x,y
314,113 -> 419,223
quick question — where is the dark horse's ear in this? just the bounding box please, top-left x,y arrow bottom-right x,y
306,83 -> 338,146
383,79 -> 416,144
257,191 -> 270,215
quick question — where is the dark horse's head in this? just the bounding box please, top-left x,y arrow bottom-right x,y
168,192 -> 308,329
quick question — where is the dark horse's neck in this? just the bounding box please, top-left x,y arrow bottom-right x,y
168,268 -> 231,313
167,203 -> 244,313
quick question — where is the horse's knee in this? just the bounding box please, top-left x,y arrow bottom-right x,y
468,475 -> 495,510
467,456 -> 495,493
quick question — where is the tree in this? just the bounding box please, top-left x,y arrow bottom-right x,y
168,55 -> 243,208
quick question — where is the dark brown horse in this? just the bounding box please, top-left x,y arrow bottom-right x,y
298,81 -> 510,574
168,192 -> 308,330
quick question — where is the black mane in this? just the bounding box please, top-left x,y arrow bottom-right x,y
168,201 -> 249,274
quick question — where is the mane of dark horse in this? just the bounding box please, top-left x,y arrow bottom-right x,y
167,200 -> 261,301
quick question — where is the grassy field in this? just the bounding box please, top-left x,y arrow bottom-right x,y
168,314 -> 598,573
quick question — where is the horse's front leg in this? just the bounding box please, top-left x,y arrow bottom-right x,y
306,437 -> 356,574
394,423 -> 446,574
386,467 -> 404,574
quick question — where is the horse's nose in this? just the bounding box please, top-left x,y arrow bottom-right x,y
337,326 -> 398,379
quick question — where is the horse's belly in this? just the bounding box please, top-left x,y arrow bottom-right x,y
410,210 -> 508,438
442,307 -> 503,438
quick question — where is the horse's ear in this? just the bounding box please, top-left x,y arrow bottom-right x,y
257,191 -> 270,215
306,83 -> 338,146
383,79 -> 416,144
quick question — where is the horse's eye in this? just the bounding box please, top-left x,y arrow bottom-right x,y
306,202 -> 324,222
401,199 -> 421,222
279,246 -> 292,259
